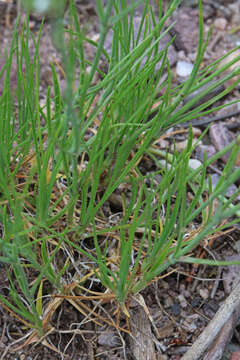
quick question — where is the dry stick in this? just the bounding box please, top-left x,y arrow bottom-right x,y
203,312 -> 237,360
182,281 -> 240,360
181,108 -> 240,129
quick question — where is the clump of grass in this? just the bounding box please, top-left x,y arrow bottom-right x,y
0,0 -> 239,343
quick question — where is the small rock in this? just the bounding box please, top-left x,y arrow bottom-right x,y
209,124 -> 235,163
217,102 -> 240,118
108,193 -> 122,211
218,49 -> 240,88
233,240 -> 240,254
157,323 -> 175,339
178,294 -> 188,309
231,351 -> 240,360
154,174 -> 163,184
203,4 -> 216,19
198,287 -> 209,300
189,158 -> 202,170
29,20 -> 36,29
158,160 -> 172,171
192,127 -> 202,138
179,283 -> 186,292
182,320 -> 197,333
183,290 -> 191,298
182,315 -> 199,332
98,332 -> 121,347
175,139 -> 188,152
203,303 -> 217,318
161,280 -> 170,290
228,3 -> 240,24
173,138 -> 199,152
104,15 -> 177,68
195,144 -> 216,162
223,255 -> 240,294
178,50 -> 187,60
211,180 -> 240,202
171,303 -> 181,316
172,7 -> 199,52
191,297 -> 201,307
176,61 -> 194,77
225,183 -> 239,199
214,18 -> 228,30
164,296 -> 173,308
210,173 -> 220,189
155,139 -> 169,149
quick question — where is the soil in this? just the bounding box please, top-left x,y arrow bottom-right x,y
0,0 -> 240,359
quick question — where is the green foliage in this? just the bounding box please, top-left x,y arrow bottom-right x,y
0,0 -> 239,331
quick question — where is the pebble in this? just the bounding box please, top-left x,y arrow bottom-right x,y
203,303 -> 217,318
177,50 -> 187,61
218,49 -> 240,88
228,3 -> 240,24
158,160 -> 172,171
182,314 -> 199,332
198,287 -> 209,300
182,320 -> 197,333
164,296 -> 173,308
29,20 -> 36,29
161,280 -> 170,290
192,127 -> 202,138
217,102 -> 240,117
209,123 -> 235,163
233,240 -> 240,254
189,158 -> 202,170
195,144 -> 216,162
155,139 -> 169,149
98,332 -> 121,347
210,173 -> 240,199
178,294 -> 188,308
174,139 -> 189,152
214,18 -> 228,31
191,297 -> 201,307
173,138 -> 200,152
171,303 -> 181,316
183,290 -> 191,298
176,60 -> 194,77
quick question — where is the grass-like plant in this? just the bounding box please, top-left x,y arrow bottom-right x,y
0,0 -> 239,344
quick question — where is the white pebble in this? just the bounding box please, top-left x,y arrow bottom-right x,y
176,61 -> 194,77
199,288 -> 209,300
189,159 -> 202,170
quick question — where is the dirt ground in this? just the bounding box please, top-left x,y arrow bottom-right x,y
0,0 -> 240,359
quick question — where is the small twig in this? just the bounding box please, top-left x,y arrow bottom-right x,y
203,313 -> 235,360
182,281 -> 240,360
0,319 -> 6,348
204,298 -> 240,360
210,265 -> 222,299
191,266 -> 206,292
207,33 -> 223,54
181,109 -> 240,129
208,164 -> 222,176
